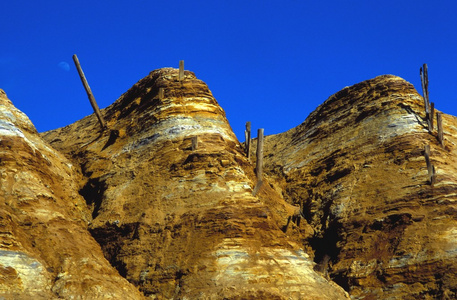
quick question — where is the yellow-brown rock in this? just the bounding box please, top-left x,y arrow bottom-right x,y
11,68 -> 456,299
0,90 -> 144,299
262,75 -> 457,299
42,69 -> 349,299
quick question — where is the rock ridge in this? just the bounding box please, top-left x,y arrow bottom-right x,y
0,89 -> 144,299
4,69 -> 457,299
262,75 -> 457,299
41,68 -> 349,299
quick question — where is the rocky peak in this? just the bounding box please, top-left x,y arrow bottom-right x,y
41,68 -> 349,299
106,68 -> 237,143
263,75 -> 457,299
0,89 -> 37,137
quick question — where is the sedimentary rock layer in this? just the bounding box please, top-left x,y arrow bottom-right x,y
0,90 -> 144,299
43,69 -> 349,299
262,75 -> 457,299
7,68 -> 456,299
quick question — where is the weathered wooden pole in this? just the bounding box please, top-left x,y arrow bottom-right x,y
424,144 -> 436,185
72,54 -> 107,129
179,60 -> 184,81
192,136 -> 198,151
420,63 -> 430,110
245,121 -> 252,160
420,64 -> 432,131
430,102 -> 435,132
159,88 -> 164,100
252,180 -> 263,197
252,126 -> 263,197
256,128 -> 264,180
437,112 -> 444,147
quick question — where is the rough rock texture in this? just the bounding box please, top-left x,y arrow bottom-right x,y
0,90 -> 144,299
6,69 -> 457,299
42,69 -> 349,299
261,75 -> 457,299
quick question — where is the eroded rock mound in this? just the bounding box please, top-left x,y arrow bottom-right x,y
0,90 -> 144,299
7,69 -> 456,299
262,75 -> 457,299
42,69 -> 349,299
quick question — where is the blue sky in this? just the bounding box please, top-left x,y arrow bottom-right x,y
1,1 -> 457,139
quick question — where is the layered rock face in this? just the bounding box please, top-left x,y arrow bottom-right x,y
5,69 -> 457,299
42,69 -> 349,299
0,90 -> 144,299
262,75 -> 457,299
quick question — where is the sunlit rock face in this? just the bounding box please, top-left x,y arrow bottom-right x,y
262,75 -> 457,299
0,89 -> 144,299
43,69 -> 349,299
11,69 -> 456,299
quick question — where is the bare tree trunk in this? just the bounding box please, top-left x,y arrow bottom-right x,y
179,60 -> 184,81
72,54 -> 107,130
245,121 -> 251,160
256,128 -> 264,180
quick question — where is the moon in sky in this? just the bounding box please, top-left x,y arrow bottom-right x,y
58,61 -> 70,71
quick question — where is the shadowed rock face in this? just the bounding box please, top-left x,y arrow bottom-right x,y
0,90 -> 144,299
42,69 -> 349,299
262,75 -> 457,299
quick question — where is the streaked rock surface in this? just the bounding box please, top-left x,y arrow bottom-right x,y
42,69 -> 349,299
262,75 -> 457,299
0,90 -> 144,299
6,69 -> 457,299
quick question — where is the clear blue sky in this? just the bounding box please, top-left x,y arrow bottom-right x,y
1,1 -> 457,139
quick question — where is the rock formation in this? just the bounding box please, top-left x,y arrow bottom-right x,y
39,68 -> 349,299
2,68 -> 457,299
261,75 -> 457,299
0,89 -> 144,299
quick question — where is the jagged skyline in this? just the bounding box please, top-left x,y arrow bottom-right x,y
2,0 -> 457,139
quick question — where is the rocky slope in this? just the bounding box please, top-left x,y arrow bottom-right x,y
261,75 -> 457,299
3,68 -> 457,299
40,68 -> 349,299
0,90 -> 144,299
